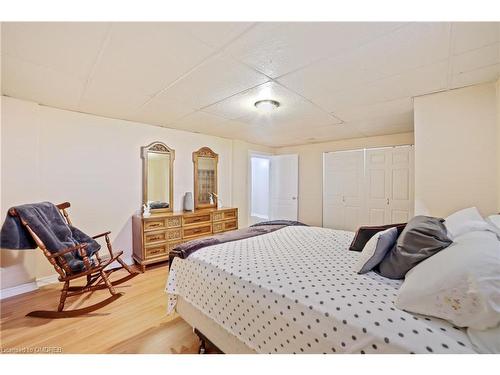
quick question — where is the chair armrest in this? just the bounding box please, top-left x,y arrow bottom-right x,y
47,243 -> 87,259
92,231 -> 111,239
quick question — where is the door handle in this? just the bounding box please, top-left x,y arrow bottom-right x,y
292,196 -> 297,200
386,198 -> 390,205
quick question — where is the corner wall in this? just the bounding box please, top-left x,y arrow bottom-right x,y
0,96 -> 235,290
414,82 -> 499,218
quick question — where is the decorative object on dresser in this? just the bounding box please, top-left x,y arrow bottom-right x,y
141,141 -> 175,214
132,207 -> 238,272
193,147 -> 218,209
1,201 -> 139,318
183,192 -> 194,212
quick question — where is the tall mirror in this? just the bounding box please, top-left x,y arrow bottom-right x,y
193,147 -> 218,209
141,141 -> 175,213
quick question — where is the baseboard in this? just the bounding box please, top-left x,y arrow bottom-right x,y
36,274 -> 60,288
0,255 -> 135,300
0,281 -> 38,300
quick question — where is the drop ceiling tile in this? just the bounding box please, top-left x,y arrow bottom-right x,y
450,63 -> 500,89
78,74 -> 155,120
278,23 -> 450,110
451,43 -> 500,76
312,61 -> 448,111
451,22 -> 500,54
333,97 -> 413,122
350,114 -> 414,137
226,22 -> 406,78
1,22 -> 109,80
86,23 -> 216,98
356,122 -> 414,137
127,91 -> 196,127
2,55 -> 86,109
160,53 -> 269,110
176,22 -> 254,49
203,81 -> 341,131
273,124 -> 366,146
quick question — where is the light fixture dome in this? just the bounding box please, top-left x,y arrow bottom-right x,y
254,99 -> 280,111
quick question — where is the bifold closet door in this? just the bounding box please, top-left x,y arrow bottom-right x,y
323,150 -> 364,231
365,146 -> 414,225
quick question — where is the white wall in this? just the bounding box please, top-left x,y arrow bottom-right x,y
0,96 -> 235,289
231,140 -> 274,228
250,156 -> 270,218
275,133 -> 415,226
497,79 -> 500,212
414,82 -> 499,218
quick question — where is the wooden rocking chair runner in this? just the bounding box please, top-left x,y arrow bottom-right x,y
8,202 -> 139,319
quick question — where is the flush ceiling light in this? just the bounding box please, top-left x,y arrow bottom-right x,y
254,99 -> 280,111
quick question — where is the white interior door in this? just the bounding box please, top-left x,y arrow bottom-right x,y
365,146 -> 414,225
323,150 -> 364,231
270,154 -> 298,221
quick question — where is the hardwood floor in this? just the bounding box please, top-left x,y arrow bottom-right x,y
0,264 -> 210,354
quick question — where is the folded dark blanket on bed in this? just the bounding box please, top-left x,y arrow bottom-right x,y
0,202 -> 100,272
173,220 -> 308,259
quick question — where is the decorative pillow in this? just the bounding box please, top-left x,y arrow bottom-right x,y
349,223 -> 406,252
444,207 -> 489,239
396,230 -> 500,330
377,216 -> 452,279
355,227 -> 398,274
488,214 -> 500,229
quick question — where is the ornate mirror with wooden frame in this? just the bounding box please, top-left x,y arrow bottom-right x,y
141,141 -> 175,213
193,147 -> 218,209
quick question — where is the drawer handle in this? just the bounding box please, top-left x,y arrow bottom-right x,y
149,223 -> 161,227
149,236 -> 162,241
149,249 -> 161,255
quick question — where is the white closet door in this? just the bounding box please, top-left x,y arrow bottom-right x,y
365,148 -> 390,225
388,146 -> 414,223
365,146 -> 414,225
323,150 -> 364,231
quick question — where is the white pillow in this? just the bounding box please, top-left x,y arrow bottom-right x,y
395,230 -> 500,330
444,207 -> 489,239
488,214 -> 500,229
355,227 -> 398,274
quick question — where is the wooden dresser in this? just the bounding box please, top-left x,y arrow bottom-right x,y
132,207 -> 238,271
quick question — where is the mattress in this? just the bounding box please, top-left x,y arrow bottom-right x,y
166,226 -> 476,354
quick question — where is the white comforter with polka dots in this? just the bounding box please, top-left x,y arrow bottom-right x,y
166,226 -> 476,354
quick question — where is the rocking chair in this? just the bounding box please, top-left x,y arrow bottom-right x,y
8,202 -> 139,318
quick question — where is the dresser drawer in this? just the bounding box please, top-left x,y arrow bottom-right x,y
213,209 -> 237,222
144,218 -> 165,231
167,228 -> 182,241
166,216 -> 182,228
145,243 -> 168,258
182,223 -> 212,239
223,219 -> 238,231
183,212 -> 212,226
213,219 -> 238,233
144,230 -> 168,245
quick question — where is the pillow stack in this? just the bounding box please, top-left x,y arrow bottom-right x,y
394,207 -> 500,352
354,215 -> 452,278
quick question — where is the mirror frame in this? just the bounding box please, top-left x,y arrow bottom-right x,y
193,147 -> 219,209
141,141 -> 175,213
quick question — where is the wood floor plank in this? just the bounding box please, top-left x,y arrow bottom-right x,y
0,264 -> 205,354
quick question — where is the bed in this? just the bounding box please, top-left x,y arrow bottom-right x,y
166,225 -> 477,354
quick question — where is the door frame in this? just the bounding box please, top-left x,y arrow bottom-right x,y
248,150 -> 273,226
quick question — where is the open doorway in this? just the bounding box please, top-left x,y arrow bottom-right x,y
249,152 -> 299,226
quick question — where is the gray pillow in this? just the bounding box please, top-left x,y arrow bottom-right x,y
357,227 -> 398,274
377,215 -> 452,279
